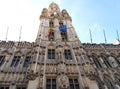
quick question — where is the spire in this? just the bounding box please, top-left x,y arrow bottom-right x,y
48,2 -> 60,13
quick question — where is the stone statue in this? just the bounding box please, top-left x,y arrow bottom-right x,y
57,75 -> 69,89
109,56 -> 118,67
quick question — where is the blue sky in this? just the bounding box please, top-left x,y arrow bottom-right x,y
0,0 -> 120,43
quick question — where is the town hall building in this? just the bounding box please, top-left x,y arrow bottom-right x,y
0,2 -> 120,89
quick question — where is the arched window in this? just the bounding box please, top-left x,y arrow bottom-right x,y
102,56 -> 112,68
92,55 -> 102,68
10,56 -> 21,67
23,56 -> 31,68
0,55 -> 5,67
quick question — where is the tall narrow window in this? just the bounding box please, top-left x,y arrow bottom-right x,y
10,56 -> 20,67
46,78 -> 56,89
49,21 -> 54,27
0,86 -> 9,89
93,58 -> 102,68
0,56 -> 5,67
103,57 -> 112,68
61,32 -> 67,41
64,49 -> 72,60
23,56 -> 31,68
69,79 -> 80,89
48,49 -> 55,59
49,30 -> 54,41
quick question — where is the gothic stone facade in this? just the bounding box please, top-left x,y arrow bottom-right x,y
0,2 -> 120,89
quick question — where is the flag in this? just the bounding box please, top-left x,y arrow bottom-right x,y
59,25 -> 67,32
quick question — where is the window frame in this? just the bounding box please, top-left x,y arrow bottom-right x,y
48,49 -> 55,59
69,78 -> 80,89
23,56 -> 31,68
0,86 -> 9,89
64,49 -> 72,60
10,56 -> 21,67
46,78 -> 56,89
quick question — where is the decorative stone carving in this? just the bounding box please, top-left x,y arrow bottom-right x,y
57,75 -> 69,89
39,76 -> 43,88
57,63 -> 66,74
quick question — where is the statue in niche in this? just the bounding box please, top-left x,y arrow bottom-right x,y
99,57 -> 107,68
57,75 -> 69,89
109,56 -> 118,67
39,76 -> 43,88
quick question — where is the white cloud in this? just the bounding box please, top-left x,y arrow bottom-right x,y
0,0 -> 45,42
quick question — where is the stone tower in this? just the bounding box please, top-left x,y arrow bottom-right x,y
0,2 -> 120,89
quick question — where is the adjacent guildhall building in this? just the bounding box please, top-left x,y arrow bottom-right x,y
0,2 -> 120,89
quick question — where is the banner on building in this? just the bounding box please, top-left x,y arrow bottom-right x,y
59,25 -> 67,32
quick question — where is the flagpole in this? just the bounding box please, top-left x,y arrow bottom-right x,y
103,29 -> 107,44
19,26 -> 22,42
89,29 -> 92,43
5,27 -> 9,42
116,30 -> 119,41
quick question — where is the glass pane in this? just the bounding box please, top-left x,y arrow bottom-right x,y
52,79 -> 56,84
48,54 -> 52,59
22,87 -> 26,89
46,85 -> 51,89
75,84 -> 80,89
1,87 -> 4,89
52,54 -> 55,59
10,59 -> 15,67
47,79 -> 51,84
52,85 -> 56,89
17,87 -> 21,89
70,84 -> 74,89
74,79 -> 78,83
69,79 -> 73,84
14,59 -> 19,67
5,87 -> 9,89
